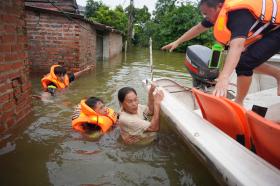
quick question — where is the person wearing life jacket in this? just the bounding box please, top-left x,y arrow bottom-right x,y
72,97 -> 118,134
162,0 -> 280,105
41,64 -> 94,95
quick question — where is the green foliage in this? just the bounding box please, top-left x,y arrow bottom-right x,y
132,0 -> 214,51
84,0 -> 214,52
154,0 -> 177,21
93,5 -> 128,32
134,6 -> 151,25
86,1 -> 128,33
85,0 -> 103,18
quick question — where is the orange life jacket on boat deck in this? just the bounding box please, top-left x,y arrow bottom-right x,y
72,100 -> 118,133
213,0 -> 280,46
41,65 -> 70,90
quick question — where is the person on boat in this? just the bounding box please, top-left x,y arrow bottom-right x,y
72,97 -> 118,135
117,84 -> 164,145
162,0 -> 280,105
41,64 -> 94,95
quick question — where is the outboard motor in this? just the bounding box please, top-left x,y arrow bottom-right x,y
184,45 -> 219,89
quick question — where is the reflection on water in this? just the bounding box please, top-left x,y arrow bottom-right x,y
0,48 -> 218,185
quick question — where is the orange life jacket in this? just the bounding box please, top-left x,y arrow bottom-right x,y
213,0 -> 280,46
41,65 -> 70,90
72,100 -> 118,133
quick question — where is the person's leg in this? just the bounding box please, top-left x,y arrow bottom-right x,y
254,63 -> 280,95
235,76 -> 252,106
235,28 -> 280,105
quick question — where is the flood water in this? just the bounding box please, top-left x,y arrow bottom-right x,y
0,48 -> 218,185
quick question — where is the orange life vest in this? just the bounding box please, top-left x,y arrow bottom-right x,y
41,65 -> 70,90
72,100 -> 118,133
213,0 -> 280,46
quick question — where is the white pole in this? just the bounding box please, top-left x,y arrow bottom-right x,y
124,40 -> 127,62
149,37 -> 153,81
125,40 -> 128,53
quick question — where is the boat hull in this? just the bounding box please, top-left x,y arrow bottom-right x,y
143,78 -> 280,186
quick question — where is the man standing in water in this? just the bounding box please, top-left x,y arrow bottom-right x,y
162,0 -> 280,105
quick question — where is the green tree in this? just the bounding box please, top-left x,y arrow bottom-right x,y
143,1 -> 214,51
85,0 -> 103,18
86,1 -> 128,34
132,6 -> 151,46
134,6 -> 151,26
154,0 -> 177,22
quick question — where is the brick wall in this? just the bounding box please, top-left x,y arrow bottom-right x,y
26,10 -> 79,72
109,32 -> 123,58
78,21 -> 96,71
26,9 -> 97,72
0,0 -> 32,134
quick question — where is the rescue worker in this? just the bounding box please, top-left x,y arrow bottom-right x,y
162,0 -> 280,105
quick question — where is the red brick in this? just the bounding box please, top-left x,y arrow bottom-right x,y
4,8 -> 19,16
17,52 -> 27,59
0,64 -> 11,71
6,118 -> 16,129
4,25 -> 16,32
2,15 -> 18,23
8,71 -> 21,79
0,92 -> 10,103
17,35 -> 27,43
3,101 -> 15,111
16,103 -> 31,117
4,54 -> 18,61
0,82 -> 9,90
0,0 -> 32,135
0,54 -> 4,62
2,109 -> 15,122
21,82 -> 31,91
0,124 -> 6,134
0,44 -> 11,53
2,35 -> 16,43
11,44 -> 23,52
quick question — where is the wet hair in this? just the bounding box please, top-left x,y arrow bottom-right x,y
198,0 -> 224,8
85,97 -> 104,109
54,66 -> 67,76
118,87 -> 137,103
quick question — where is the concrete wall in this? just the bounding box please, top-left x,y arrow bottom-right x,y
103,33 -> 109,59
0,0 -> 32,133
109,32 -> 123,58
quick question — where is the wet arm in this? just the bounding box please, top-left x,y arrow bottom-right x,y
213,38 -> 245,96
146,90 -> 164,132
146,103 -> 160,132
175,23 -> 209,45
161,23 -> 209,52
73,65 -> 94,79
147,84 -> 156,115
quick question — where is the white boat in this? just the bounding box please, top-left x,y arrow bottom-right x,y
142,73 -> 280,185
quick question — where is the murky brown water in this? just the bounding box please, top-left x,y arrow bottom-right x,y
0,48 -> 218,185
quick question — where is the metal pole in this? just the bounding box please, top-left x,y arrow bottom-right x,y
149,37 -> 153,81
